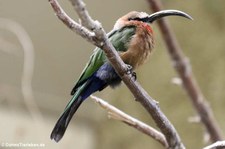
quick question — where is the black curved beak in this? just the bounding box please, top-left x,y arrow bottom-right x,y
142,10 -> 193,23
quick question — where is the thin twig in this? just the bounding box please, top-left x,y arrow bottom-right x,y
69,0 -> 96,30
69,0 -> 105,39
49,0 -> 97,45
90,95 -> 168,148
203,141 -> 225,149
49,0 -> 185,148
0,18 -> 44,124
146,0 -> 223,142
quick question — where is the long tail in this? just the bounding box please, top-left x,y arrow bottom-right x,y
50,76 -> 106,142
50,92 -> 84,142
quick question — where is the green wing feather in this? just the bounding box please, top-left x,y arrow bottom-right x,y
70,25 -> 136,95
51,26 -> 137,142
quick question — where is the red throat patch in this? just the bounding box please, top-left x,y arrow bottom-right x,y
129,21 -> 153,34
143,23 -> 153,34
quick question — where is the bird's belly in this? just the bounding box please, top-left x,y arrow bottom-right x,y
120,48 -> 151,69
95,62 -> 122,88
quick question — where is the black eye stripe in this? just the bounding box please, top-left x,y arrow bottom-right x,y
129,17 -> 142,21
129,17 -> 149,22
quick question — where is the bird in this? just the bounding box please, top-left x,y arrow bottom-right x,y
50,10 -> 192,142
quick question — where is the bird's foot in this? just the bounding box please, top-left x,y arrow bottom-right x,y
131,72 -> 137,80
125,64 -> 137,81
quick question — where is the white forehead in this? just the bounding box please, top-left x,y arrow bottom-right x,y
136,12 -> 149,18
113,11 -> 149,30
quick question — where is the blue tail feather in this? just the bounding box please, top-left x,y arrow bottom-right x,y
80,76 -> 106,100
51,74 -> 107,142
51,62 -> 121,142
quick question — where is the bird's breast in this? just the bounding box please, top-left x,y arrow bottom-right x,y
120,25 -> 154,69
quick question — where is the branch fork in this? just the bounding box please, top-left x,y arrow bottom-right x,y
49,0 -> 208,148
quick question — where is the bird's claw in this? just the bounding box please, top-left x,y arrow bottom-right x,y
131,72 -> 137,80
125,64 -> 133,72
125,64 -> 137,81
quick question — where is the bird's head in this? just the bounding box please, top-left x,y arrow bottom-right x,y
114,10 -> 193,30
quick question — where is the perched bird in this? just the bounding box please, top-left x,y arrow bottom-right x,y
51,10 -> 192,142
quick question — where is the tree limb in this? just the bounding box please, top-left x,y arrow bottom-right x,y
146,0 -> 223,142
203,141 -> 225,149
0,18 -> 44,125
90,95 -> 168,148
49,0 -> 97,45
49,0 -> 185,148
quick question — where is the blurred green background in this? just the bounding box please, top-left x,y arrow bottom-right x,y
1,0 -> 225,149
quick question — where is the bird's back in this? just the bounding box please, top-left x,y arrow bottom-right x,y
70,25 -> 136,95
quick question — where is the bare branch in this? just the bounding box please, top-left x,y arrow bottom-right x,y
49,0 -> 97,46
203,141 -> 225,149
0,18 -> 43,125
146,0 -> 223,142
69,0 -> 105,40
49,0 -> 185,148
90,95 -> 168,148
69,0 -> 97,30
